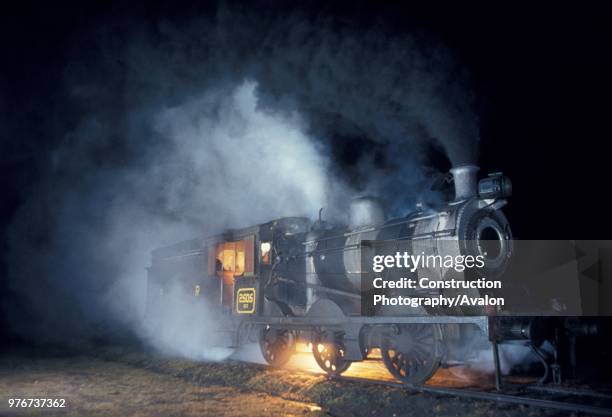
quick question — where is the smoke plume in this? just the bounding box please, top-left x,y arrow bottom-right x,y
3,5 -> 480,354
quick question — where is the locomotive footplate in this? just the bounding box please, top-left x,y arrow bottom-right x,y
237,314 -> 490,336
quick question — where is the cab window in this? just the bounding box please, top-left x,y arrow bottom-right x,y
260,242 -> 272,264
208,235 -> 254,277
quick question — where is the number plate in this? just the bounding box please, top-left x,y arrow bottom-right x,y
236,288 -> 256,314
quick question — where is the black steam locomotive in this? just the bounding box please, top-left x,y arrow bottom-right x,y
146,165 -> 604,385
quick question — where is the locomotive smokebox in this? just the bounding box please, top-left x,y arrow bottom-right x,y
349,196 -> 386,229
450,164 -> 480,201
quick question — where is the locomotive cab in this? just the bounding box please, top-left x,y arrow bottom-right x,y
145,217 -> 310,325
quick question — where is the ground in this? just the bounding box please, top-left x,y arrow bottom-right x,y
0,347 -> 585,417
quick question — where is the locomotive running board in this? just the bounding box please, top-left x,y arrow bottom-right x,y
239,315 -> 490,337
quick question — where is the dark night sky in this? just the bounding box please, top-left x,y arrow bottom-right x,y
2,1 -> 611,238
1,1 -> 611,342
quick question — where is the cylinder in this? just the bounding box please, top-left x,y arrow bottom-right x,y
450,164 -> 480,201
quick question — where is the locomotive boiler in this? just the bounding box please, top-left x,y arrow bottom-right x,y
146,164 -> 601,385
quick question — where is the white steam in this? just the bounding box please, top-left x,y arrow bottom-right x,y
151,81 -> 330,227
99,81 -> 331,358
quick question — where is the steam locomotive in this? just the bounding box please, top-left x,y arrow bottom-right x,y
146,164 -> 605,385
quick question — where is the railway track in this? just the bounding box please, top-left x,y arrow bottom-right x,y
274,351 -> 612,416
328,374 -> 612,416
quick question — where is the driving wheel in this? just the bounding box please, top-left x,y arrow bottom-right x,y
259,326 -> 295,367
312,332 -> 351,376
381,324 -> 443,384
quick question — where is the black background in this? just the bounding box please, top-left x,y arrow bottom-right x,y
3,1 -> 611,238
1,1 -> 611,341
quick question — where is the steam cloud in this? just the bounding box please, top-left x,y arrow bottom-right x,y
3,5 -> 480,354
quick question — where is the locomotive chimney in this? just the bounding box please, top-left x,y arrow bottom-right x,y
349,196 -> 386,229
450,164 -> 479,201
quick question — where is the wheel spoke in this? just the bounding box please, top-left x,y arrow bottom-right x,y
260,328 -> 294,367
382,325 -> 442,385
312,334 -> 351,376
